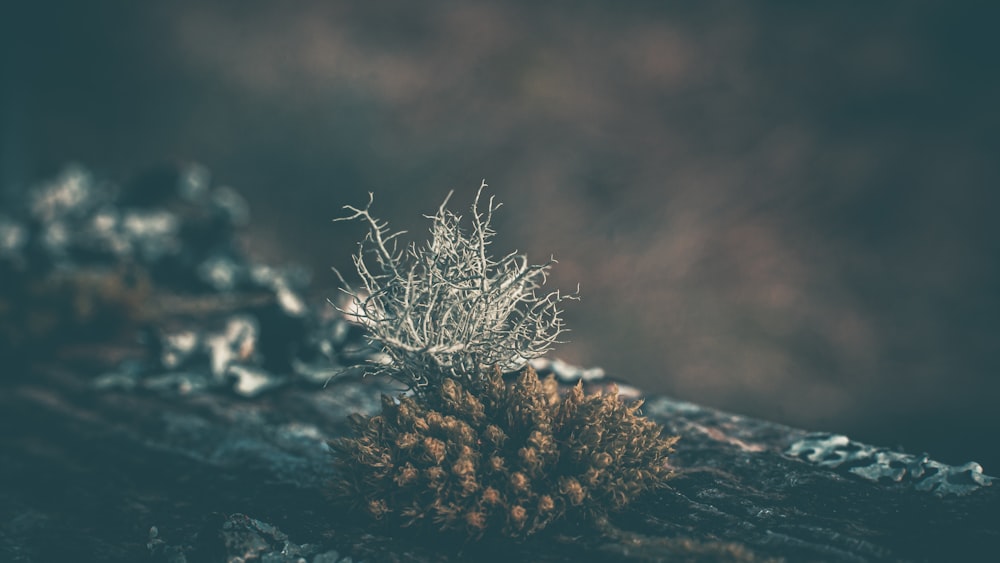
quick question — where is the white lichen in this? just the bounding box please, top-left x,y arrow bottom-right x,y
333,180 -> 577,390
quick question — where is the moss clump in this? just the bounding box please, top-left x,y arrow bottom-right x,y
330,366 -> 678,539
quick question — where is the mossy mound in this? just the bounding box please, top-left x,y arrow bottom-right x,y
330,366 -> 678,539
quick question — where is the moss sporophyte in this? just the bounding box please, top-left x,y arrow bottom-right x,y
329,181 -> 679,539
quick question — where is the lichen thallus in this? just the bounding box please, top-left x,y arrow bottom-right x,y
328,181 -> 678,539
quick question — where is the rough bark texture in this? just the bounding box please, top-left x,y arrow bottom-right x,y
1,349 -> 996,562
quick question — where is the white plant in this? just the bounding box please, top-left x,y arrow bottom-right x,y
333,180 -> 577,390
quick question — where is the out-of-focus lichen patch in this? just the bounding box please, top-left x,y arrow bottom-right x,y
28,166 -> 101,223
196,254 -> 244,292
0,163 -> 270,365
0,216 -> 27,264
160,330 -> 202,370
227,364 -> 286,398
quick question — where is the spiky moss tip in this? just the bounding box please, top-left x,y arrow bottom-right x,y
329,366 -> 679,540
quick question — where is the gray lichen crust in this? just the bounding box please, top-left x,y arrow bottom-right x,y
787,433 -> 994,496
333,181 -> 578,391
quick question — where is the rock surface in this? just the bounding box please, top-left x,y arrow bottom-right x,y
1,166 -> 996,562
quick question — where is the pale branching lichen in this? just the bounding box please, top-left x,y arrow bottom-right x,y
329,182 -> 678,540
333,180 -> 577,390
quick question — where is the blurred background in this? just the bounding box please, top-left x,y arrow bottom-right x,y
2,1 -> 998,471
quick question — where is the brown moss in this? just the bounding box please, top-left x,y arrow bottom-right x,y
329,365 -> 679,539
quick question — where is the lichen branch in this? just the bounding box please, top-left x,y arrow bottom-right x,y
333,180 -> 578,391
